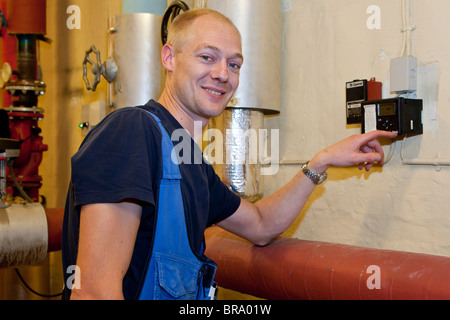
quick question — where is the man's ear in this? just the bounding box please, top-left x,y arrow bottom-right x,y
161,44 -> 175,72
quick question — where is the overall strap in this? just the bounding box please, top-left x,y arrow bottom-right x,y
146,112 -> 181,180
138,111 -> 216,300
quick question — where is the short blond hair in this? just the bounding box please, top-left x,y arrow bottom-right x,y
167,8 -> 241,52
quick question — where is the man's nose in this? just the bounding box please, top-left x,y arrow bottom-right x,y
211,60 -> 229,82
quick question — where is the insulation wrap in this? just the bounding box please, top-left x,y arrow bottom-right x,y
0,203 -> 48,268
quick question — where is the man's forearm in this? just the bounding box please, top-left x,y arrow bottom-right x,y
220,131 -> 396,246
254,164 -> 319,244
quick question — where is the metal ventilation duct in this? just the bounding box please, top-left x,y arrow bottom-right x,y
202,0 -> 282,202
111,13 -> 164,108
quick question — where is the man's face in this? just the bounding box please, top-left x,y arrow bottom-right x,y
170,15 -> 243,121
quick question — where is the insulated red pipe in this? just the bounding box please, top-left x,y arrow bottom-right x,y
6,0 -> 46,35
205,226 -> 450,300
43,210 -> 450,299
45,207 -> 64,253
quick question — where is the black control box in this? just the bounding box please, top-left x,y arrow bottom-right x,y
346,80 -> 367,124
361,98 -> 423,136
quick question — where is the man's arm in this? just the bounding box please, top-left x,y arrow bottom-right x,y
218,130 -> 397,246
70,202 -> 142,300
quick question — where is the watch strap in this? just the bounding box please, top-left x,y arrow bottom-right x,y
301,162 -> 328,185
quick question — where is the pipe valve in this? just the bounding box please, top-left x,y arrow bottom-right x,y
0,139 -> 20,208
83,45 -> 117,91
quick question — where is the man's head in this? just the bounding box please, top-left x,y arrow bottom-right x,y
159,9 -> 243,124
167,9 -> 241,54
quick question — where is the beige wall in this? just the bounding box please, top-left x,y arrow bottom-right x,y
39,0 -> 121,207
37,0 -> 450,258
265,0 -> 450,257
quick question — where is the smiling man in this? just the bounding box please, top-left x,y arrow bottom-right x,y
159,10 -> 243,133
62,8 -> 396,300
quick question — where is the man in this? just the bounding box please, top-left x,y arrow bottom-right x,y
62,8 -> 396,300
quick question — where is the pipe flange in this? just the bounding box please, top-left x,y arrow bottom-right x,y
4,80 -> 46,96
4,106 -> 45,114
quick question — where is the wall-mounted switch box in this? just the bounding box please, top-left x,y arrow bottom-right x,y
346,78 -> 382,125
390,56 -> 417,94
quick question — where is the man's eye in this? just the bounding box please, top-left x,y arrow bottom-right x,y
229,62 -> 241,70
201,55 -> 213,61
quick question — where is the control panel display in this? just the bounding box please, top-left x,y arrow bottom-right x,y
379,103 -> 395,116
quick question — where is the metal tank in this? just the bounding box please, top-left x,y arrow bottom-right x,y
111,13 -> 165,108
205,0 -> 281,115
201,0 -> 282,202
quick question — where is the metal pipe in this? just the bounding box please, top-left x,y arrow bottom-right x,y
205,226 -> 450,300
111,13 -> 164,108
16,35 -> 37,81
2,0 -> 48,201
0,203 -> 48,268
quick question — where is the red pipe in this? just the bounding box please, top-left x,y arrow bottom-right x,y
42,210 -> 450,299
1,0 -> 48,202
6,0 -> 46,35
45,207 -> 64,253
205,226 -> 450,300
1,0 -> 16,107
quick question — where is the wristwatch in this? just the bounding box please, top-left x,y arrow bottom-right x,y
301,162 -> 328,185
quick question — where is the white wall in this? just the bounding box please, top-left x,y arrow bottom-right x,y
265,0 -> 450,257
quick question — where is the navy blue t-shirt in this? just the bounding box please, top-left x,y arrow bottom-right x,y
61,100 -> 241,299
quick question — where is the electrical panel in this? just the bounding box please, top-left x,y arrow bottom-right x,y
361,97 -> 423,136
346,78 -> 382,125
346,80 -> 367,124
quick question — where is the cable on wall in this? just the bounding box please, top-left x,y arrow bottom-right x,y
400,136 -> 450,169
400,0 -> 416,57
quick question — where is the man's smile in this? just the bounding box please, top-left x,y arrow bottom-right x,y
203,87 -> 226,96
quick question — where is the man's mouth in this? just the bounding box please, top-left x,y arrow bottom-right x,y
204,88 -> 225,96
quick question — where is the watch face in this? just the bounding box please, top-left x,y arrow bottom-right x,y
318,172 -> 328,184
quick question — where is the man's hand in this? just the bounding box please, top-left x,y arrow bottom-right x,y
309,130 -> 398,174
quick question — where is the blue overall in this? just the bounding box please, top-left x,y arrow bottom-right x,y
138,112 -> 217,300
